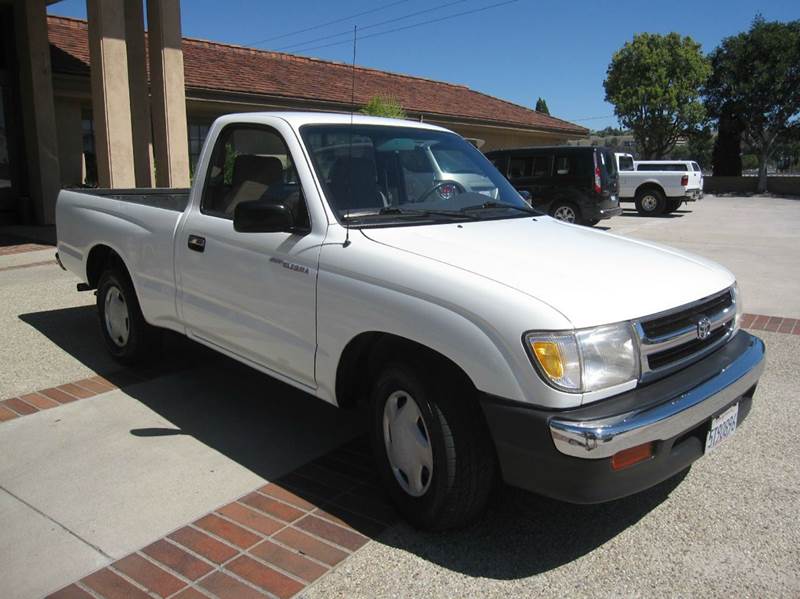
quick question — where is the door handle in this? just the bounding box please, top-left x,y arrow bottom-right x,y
188,235 -> 206,253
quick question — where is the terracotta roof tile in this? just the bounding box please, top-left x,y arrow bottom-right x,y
47,15 -> 586,135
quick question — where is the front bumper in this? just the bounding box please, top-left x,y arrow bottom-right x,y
480,331 -> 765,504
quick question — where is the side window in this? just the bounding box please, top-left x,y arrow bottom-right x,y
532,156 -> 550,177
201,125 -> 309,229
554,156 -> 573,176
509,156 -> 532,178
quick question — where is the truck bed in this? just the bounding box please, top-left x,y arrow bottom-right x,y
69,187 -> 191,212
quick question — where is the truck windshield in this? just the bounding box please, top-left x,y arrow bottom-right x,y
300,124 -> 533,224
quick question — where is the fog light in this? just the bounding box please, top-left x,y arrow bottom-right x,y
611,442 -> 653,471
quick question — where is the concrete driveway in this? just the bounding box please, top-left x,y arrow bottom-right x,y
1,195 -> 799,598
602,195 -> 800,318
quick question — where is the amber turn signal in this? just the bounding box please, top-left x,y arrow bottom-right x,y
611,442 -> 653,471
531,341 -> 564,379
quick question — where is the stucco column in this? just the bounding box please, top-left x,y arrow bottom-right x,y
147,0 -> 190,188
124,0 -> 154,187
14,0 -> 61,224
87,0 -> 136,188
55,98 -> 84,187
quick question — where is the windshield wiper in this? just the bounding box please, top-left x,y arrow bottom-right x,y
461,202 -> 542,216
343,207 -> 478,221
460,201 -> 540,216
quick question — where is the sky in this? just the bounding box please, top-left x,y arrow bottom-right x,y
48,0 -> 800,130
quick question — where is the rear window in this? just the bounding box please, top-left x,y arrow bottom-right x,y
599,149 -> 616,175
617,155 -> 634,171
554,155 -> 573,176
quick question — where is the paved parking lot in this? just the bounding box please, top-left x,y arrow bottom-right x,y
1,195 -> 799,598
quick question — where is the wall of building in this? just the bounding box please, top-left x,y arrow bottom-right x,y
704,176 -> 800,196
50,85 -> 582,188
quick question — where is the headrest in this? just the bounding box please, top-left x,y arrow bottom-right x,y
231,155 -> 283,188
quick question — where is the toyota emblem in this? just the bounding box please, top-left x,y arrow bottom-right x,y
697,316 -> 712,340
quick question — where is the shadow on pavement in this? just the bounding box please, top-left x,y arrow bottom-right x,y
619,210 -> 687,219
0,225 -> 56,247
379,470 -> 687,579
19,304 -> 679,579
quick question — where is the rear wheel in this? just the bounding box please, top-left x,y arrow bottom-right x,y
665,199 -> 682,213
635,188 -> 665,216
370,357 -> 496,530
97,268 -> 161,364
549,201 -> 583,225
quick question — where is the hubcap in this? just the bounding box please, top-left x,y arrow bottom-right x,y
382,390 -> 433,497
104,286 -> 130,347
553,205 -> 576,223
641,195 -> 658,212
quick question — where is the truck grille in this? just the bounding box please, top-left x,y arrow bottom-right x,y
635,288 -> 737,383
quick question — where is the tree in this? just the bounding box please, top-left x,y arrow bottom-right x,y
592,126 -> 626,137
604,33 -> 710,159
535,97 -> 550,114
704,17 -> 800,191
360,95 -> 406,119
711,108 -> 743,176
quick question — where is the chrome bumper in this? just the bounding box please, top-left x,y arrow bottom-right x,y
549,334 -> 765,459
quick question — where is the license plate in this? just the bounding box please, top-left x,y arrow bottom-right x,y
611,195 -> 618,204
705,403 -> 738,453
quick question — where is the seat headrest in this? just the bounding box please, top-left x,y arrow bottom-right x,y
328,156 -> 380,210
231,155 -> 283,188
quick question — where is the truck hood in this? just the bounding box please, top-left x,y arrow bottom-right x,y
361,216 -> 734,329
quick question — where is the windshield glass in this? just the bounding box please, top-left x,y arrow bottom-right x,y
300,124 -> 531,223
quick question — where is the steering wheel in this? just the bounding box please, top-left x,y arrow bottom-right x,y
416,180 -> 465,203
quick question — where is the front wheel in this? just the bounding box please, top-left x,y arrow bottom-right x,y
97,268 -> 161,364
370,358 -> 496,530
549,201 -> 583,225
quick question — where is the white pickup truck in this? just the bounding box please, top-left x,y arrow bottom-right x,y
616,153 -> 704,216
57,113 -> 765,529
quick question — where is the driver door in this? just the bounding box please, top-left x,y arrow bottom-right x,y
176,122 -> 320,388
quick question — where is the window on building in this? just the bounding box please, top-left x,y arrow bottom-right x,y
188,121 -> 211,176
81,109 -> 97,186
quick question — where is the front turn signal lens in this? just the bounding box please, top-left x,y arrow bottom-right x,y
532,342 -> 564,379
611,442 -> 653,471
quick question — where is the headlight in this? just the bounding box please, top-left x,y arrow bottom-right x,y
525,323 -> 639,393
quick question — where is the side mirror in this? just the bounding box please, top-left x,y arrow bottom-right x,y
233,202 -> 296,233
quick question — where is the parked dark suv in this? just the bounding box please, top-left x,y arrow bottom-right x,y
485,146 -> 622,225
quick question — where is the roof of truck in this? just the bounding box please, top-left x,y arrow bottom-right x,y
218,111 -> 452,132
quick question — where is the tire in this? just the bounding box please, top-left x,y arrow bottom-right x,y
665,199 -> 682,213
549,201 -> 583,225
635,188 -> 666,216
97,267 -> 161,364
370,357 -> 496,530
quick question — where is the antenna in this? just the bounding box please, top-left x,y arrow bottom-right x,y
343,24 -> 357,248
